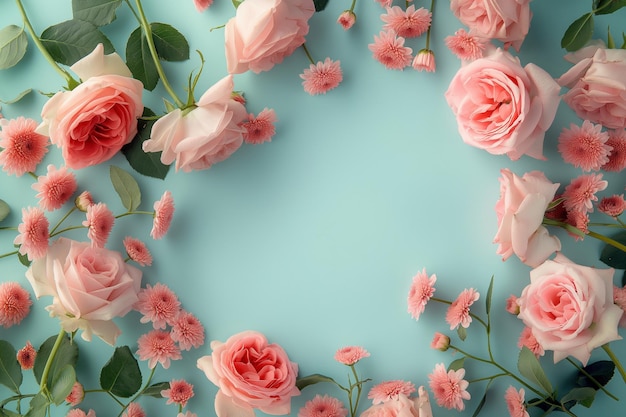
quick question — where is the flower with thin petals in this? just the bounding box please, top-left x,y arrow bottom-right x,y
137,330 -> 182,369
566,210 -> 589,239
135,283 -> 181,329
445,29 -> 486,60
14,206 -> 49,260
517,327 -> 544,357
369,30 -> 413,70
123,236 -> 153,266
558,121 -> 611,171
407,268 -> 436,320
162,379 -> 195,407
368,380 -> 416,404
66,409 -> 96,417
428,363 -> 471,411
75,191 -> 94,212
613,285 -> 626,327
0,282 -> 32,328
171,310 -> 205,350
122,402 -> 145,417
17,341 -> 36,370
599,195 -> 626,217
505,386 -> 529,417
299,395 -> 348,417
82,202 -> 114,248
301,58 -> 343,95
66,382 -> 84,406
505,295 -> 520,315
32,165 -> 77,211
337,10 -> 356,30
334,346 -> 370,365
151,191 -> 174,239
412,49 -> 436,72
0,116 -> 49,176
193,0 -> 212,12
603,129 -> 626,172
381,6 -> 431,38
562,173 -> 608,213
430,333 -> 450,351
445,288 -> 479,330
242,108 -> 277,144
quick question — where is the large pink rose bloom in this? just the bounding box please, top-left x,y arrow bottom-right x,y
494,169 -> 561,267
518,253 -> 622,365
197,330 -> 300,417
558,45 -> 626,129
446,48 -> 560,160
36,44 -> 143,169
225,0 -> 315,74
142,75 -> 247,172
25,237 -> 142,345
450,0 -> 531,51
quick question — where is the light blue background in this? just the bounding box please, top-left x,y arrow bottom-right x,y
1,1 -> 625,416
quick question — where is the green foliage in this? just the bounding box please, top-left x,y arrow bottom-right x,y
485,276 -> 494,315
150,23 -> 189,62
561,387 -> 597,409
0,89 -> 32,105
471,388 -> 488,417
17,251 -> 31,267
33,334 -> 78,388
72,0 -> 123,26
0,25 -> 28,70
141,381 -> 169,398
100,346 -> 142,397
24,393 -> 49,417
50,365 -> 76,405
561,13 -> 594,52
594,0 -> 626,14
122,109 -> 170,179
0,200 -> 9,222
313,0 -> 329,11
296,374 -> 337,391
40,19 -> 114,66
576,360 -> 615,389
0,340 -> 23,394
600,231 -> 626,269
0,408 -> 22,417
110,166 -> 142,212
457,326 -> 467,341
518,347 -> 553,395
448,357 -> 466,371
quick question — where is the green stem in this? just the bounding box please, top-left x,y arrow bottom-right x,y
566,358 -> 618,401
0,250 -> 19,259
116,367 -> 157,417
350,0 -> 358,12
350,365 -> 363,417
116,210 -> 154,219
602,344 -> 626,384
50,225 -> 85,238
587,230 -> 626,253
40,330 -> 67,397
468,373 -> 508,383
49,207 -> 76,235
301,43 -> 315,65
543,218 -> 626,253
424,0 -> 435,50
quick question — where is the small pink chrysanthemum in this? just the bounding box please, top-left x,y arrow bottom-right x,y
17,341 -> 37,370
14,206 -> 49,260
171,310 -> 205,350
599,195 -> 626,217
562,173 -> 608,213
566,210 -> 589,239
122,402 -> 145,417
193,0 -> 212,12
135,283 -> 181,329
517,327 -> 544,357
75,191 -> 94,212
66,382 -> 85,406
381,5 -> 431,38
505,295 -> 520,315
300,58 -> 343,95
123,236 -> 153,266
375,0 -> 393,7
32,165 -> 77,211
151,191 -> 175,239
161,379 -> 195,407
412,49 -> 436,72
430,332 -> 450,351
82,202 -> 114,248
407,268 -> 436,320
445,29 -> 486,60
504,386 -> 529,417
368,380 -> 416,404
337,10 -> 356,30
613,285 -> 626,327
445,288 -> 479,330
0,282 -> 32,328
66,409 -> 96,417
558,121 -> 611,171
0,117 -> 49,176
334,345 -> 370,365
242,108 -> 277,144
428,363 -> 471,411
299,395 -> 348,417
603,129 -> 626,172
368,30 -> 413,70
136,330 -> 182,369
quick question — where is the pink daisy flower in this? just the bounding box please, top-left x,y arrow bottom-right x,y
428,363 -> 471,411
32,165 -> 77,211
337,10 -> 356,30
558,121 -> 611,171
122,402 -> 145,417
123,236 -> 153,266
445,29 -> 486,60
0,282 -> 32,328
135,283 -> 181,329
171,310 -> 205,350
445,288 -> 479,330
598,194 -> 626,217
66,382 -> 85,406
242,108 -> 277,144
0,117 -> 49,176
334,345 -> 370,365
368,30 -> 413,70
603,129 -> 626,172
504,386 -> 529,417
430,332 -> 450,351
193,0 -> 212,12
75,191 -> 94,212
298,395 -> 348,417
161,379 -> 195,407
368,380 -> 416,404
14,206 -> 49,260
562,173 -> 608,213
381,5 -> 431,38
407,268 -> 436,320
17,341 -> 37,370
517,327 -> 544,357
82,202 -> 114,248
151,190 -> 175,239
136,330 -> 182,369
412,49 -> 436,72
300,58 -> 343,95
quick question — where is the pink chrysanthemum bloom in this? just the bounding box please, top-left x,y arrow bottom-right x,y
368,380 -> 416,404
161,379 -> 195,407
171,310 -> 205,350
75,191 -> 94,212
599,194 -> 626,217
517,327 -> 544,357
428,363 -> 471,411
504,386 -> 529,417
82,202 -> 115,248
14,206 -> 49,260
337,10 -> 356,30
135,283 -> 181,329
151,190 -> 174,239
407,268 -> 436,320
381,5 -> 431,38
0,282 -> 32,328
613,285 -> 626,327
430,332 -> 450,351
136,330 -> 182,369
566,210 -> 589,240
505,295 -> 520,315
242,108 -> 277,144
193,0 -> 212,12
368,30 -> 413,70
32,165 -> 77,211
558,121 -> 611,171
412,49 -> 436,72
66,409 -> 96,417
299,395 -> 348,417
445,288 -> 479,330
17,341 -> 36,370
122,402 -> 145,417
123,236 -> 153,266
0,116 -> 49,176
66,382 -> 85,406
603,129 -> 626,172
334,345 -> 370,365
301,58 -> 343,95
562,173 -> 608,213
445,29 -> 486,60
375,0 -> 393,6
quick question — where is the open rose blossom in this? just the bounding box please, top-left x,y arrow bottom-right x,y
36,44 -> 143,169
25,237 -> 142,345
224,0 -> 315,74
197,330 -> 300,417
446,48 -> 560,160
517,253 -> 622,365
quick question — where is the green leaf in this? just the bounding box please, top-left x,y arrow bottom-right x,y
561,387 -> 596,408
448,357 -> 466,371
17,251 -> 31,267
0,25 -> 28,70
121,108 -> 170,179
33,334 -> 78,387
141,381 -> 169,398
485,275 -> 494,315
599,231 -> 626,269
457,326 -> 467,341
0,200 -> 9,222
471,389 -> 488,417
622,32 -> 626,49
110,166 -> 141,211
40,19 -> 114,67
296,374 -> 337,391
151,23 -> 189,62
72,0 -> 122,26
0,408 -> 22,417
50,365 -> 76,405
0,88 -> 32,104
561,13 -> 594,52
100,346 -> 142,397
125,26 -> 159,91
594,0 -> 626,14
577,360 -> 615,388
313,0 -> 329,11
231,0 -> 242,7
24,393 -> 48,417
518,347 -> 553,395
608,27 -> 616,48
0,340 -> 22,393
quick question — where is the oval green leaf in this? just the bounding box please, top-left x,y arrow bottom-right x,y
518,347 -> 553,395
0,25 -> 27,70
122,108 -> 170,179
72,0 -> 122,26
141,381 -> 169,398
40,19 -> 114,66
110,165 -> 142,211
295,374 -> 337,391
100,346 -> 142,397
125,26 -> 159,91
50,365 -> 76,405
448,357 -> 466,371
0,340 -> 22,393
0,199 -> 10,222
151,23 -> 189,62
33,334 -> 78,387
561,13 -> 594,52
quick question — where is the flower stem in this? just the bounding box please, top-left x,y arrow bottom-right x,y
587,230 -> 626,253
431,296 -> 488,329
40,330 -> 67,397
602,344 -> 626,383
350,0 -> 358,12
566,358 -> 618,401
0,250 -> 19,259
49,207 -> 76,235
301,43 -> 315,65
424,0 -> 435,50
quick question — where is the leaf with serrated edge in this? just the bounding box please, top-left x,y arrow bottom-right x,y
40,19 -> 114,66
126,27 -> 159,91
24,393 -> 48,417
0,25 -> 28,70
50,365 -> 76,405
561,13 -> 594,52
518,347 -> 553,395
0,340 -> 22,393
110,166 -> 141,212
151,23 -> 189,62
72,0 -> 122,26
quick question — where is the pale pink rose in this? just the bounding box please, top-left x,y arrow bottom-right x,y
494,169 -> 562,267
517,253 -> 622,365
450,0 -> 531,51
558,45 -> 626,129
361,393 -> 430,417
224,0 -> 315,74
25,237 -> 142,345
142,75 -> 247,172
446,48 -> 560,160
36,44 -> 143,169
197,330 -> 300,417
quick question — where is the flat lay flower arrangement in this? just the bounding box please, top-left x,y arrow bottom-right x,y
1,0 -> 626,417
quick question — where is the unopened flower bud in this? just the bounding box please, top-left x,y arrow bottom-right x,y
75,191 -> 94,212
337,10 -> 356,30
430,332 -> 450,351
505,294 -> 520,315
412,49 -> 436,72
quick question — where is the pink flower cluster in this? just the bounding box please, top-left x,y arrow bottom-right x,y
362,381 -> 433,417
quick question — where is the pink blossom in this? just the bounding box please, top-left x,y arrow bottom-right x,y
242,108 -> 277,144
613,285 -> 626,327
558,120 -> 611,171
337,10 -> 356,30
504,386 -> 529,417
598,195 -> 626,217
83,202 -> 115,248
407,268 -> 436,320
123,236 -> 153,266
412,49 -> 436,72
32,165 -> 77,211
0,116 -> 49,176
66,409 -> 96,417
75,191 -> 94,212
17,341 -> 36,370
445,288 -> 479,330
334,345 -> 370,365
151,191 -> 174,239
171,310 -> 205,350
430,333 -> 450,351
368,380 -> 416,404
135,283 -> 181,329
505,295 -> 520,315
428,363 -> 471,411
603,129 -> 626,172
562,173 -> 608,213
299,395 -> 347,417
445,29 -> 486,61
300,58 -> 343,95
566,210 -> 590,239
66,382 -> 84,406
381,6 -> 431,38
368,30 -> 413,70
193,0 -> 212,12
0,282 -> 32,328
122,402 -> 145,417
14,206 -> 49,260
162,379 -> 194,407
375,0 -> 393,6
137,330 -> 182,369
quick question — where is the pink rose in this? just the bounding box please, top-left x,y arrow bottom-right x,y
25,237 -> 142,345
517,253 -> 622,364
449,0 -> 531,51
197,330 -> 300,417
446,48 -> 560,160
37,44 -> 143,169
558,45 -> 626,129
142,75 -> 247,172
224,0 -> 316,74
494,169 -> 561,267
361,391 -> 432,417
